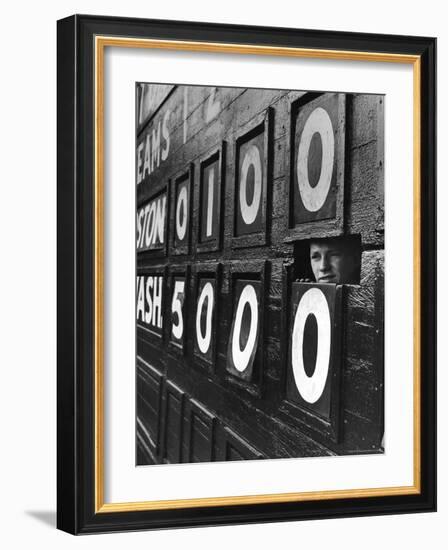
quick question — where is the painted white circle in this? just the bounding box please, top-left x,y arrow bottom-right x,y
196,282 -> 214,354
291,287 -> 331,403
239,144 -> 262,225
176,185 -> 188,240
296,107 -> 335,212
231,285 -> 259,372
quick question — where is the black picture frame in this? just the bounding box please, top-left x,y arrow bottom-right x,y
57,14 -> 436,535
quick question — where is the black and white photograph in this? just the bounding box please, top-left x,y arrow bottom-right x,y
135,83 -> 384,465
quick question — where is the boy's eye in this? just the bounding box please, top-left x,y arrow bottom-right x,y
311,253 -> 320,260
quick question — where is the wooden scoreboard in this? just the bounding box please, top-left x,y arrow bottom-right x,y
136,84 -> 384,465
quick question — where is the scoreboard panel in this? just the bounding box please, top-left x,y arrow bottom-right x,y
136,84 -> 384,465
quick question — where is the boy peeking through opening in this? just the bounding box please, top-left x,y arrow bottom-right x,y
297,237 -> 360,284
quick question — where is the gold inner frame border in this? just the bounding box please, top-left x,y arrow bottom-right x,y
94,35 -> 421,513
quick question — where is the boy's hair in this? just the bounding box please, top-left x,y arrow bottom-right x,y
309,235 -> 358,254
309,235 -> 361,282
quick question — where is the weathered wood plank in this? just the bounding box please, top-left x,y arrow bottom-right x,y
136,87 -> 384,463
343,251 -> 384,423
346,95 -> 384,244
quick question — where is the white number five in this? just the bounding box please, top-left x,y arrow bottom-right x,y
171,280 -> 185,339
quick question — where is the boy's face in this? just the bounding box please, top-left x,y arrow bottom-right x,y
310,241 -> 356,284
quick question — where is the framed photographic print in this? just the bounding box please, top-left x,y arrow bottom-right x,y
57,14 -> 436,534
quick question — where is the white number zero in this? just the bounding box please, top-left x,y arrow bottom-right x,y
231,284 -> 259,372
296,107 -> 335,212
176,185 -> 188,240
239,144 -> 262,225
